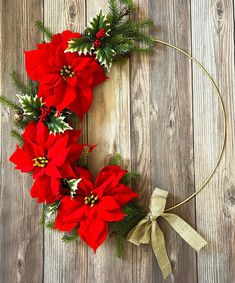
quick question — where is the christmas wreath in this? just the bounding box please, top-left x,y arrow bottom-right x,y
1,0 -> 226,279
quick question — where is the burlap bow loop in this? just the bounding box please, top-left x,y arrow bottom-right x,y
127,188 -> 207,279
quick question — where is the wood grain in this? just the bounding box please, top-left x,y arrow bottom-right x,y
86,1 -> 133,283
149,1 -> 197,282
130,0 -> 153,282
43,1 -> 87,283
0,1 -> 43,283
192,0 -> 235,282
0,0 -> 235,282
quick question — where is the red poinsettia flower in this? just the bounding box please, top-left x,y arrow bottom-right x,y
30,166 -> 92,204
9,121 -> 94,203
24,30 -> 107,120
10,121 -> 88,178
54,165 -> 138,252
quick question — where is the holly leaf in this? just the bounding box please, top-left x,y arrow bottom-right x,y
47,112 -> 72,134
86,10 -> 110,37
67,178 -> 82,198
17,94 -> 43,118
66,37 -> 94,54
94,46 -> 116,70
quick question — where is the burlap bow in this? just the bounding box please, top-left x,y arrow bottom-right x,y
127,188 -> 207,279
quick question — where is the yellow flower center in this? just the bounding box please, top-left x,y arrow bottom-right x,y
84,192 -> 98,207
33,156 -> 48,167
60,65 -> 75,81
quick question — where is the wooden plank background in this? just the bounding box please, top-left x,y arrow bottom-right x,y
0,0 -> 234,282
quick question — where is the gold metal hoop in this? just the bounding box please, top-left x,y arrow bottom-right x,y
154,40 -> 227,212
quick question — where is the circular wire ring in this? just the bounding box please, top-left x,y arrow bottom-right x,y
153,40 -> 227,212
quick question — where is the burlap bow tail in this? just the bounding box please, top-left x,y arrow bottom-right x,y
127,188 -> 207,279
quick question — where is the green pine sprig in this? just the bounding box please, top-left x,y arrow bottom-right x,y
10,129 -> 23,146
107,0 -> 123,25
108,152 -> 122,166
40,202 -> 60,229
109,202 -> 145,257
121,0 -> 134,10
0,95 -> 22,112
13,118 -> 30,129
10,71 -> 38,96
121,171 -> 141,185
35,20 -> 53,40
67,0 -> 154,70
77,146 -> 92,167
62,233 -> 78,243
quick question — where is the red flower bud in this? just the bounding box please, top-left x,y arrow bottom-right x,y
95,28 -> 106,39
94,39 -> 101,49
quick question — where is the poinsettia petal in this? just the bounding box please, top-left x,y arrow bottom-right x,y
25,140 -> 45,157
9,145 -> 34,172
73,166 -> 92,181
36,121 -> 49,146
56,84 -> 78,114
99,208 -> 124,222
98,196 -> 124,222
40,73 -> 62,87
50,149 -> 68,167
45,162 -> 63,178
78,217 -> 108,252
95,165 -> 125,187
54,196 -> 84,232
67,129 -> 81,144
91,65 -> 108,88
22,121 -> 37,142
59,162 -> 76,178
107,183 -> 139,207
24,49 -> 49,80
67,144 -> 84,162
98,196 -> 120,211
30,175 -> 60,204
77,83 -> 93,113
55,44 -> 67,67
32,167 -> 46,179
47,134 -> 69,160
62,30 -> 81,49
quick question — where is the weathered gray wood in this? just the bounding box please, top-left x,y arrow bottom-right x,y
129,0 -> 153,282
192,1 -> 235,282
86,1 -> 133,282
1,0 -> 235,282
149,0 -> 197,282
0,1 -> 43,283
43,1 -> 87,283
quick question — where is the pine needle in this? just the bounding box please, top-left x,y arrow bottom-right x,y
121,0 -> 134,10
109,202 -> 145,257
0,95 -> 22,111
77,146 -> 92,167
10,71 -> 33,96
40,202 -> 60,229
108,152 -> 122,166
62,233 -> 78,243
13,118 -> 30,129
35,20 -> 53,40
121,171 -> 141,185
11,129 -> 23,146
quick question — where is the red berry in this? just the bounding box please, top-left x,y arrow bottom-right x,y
94,39 -> 101,49
39,106 -> 51,122
96,28 -> 106,39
